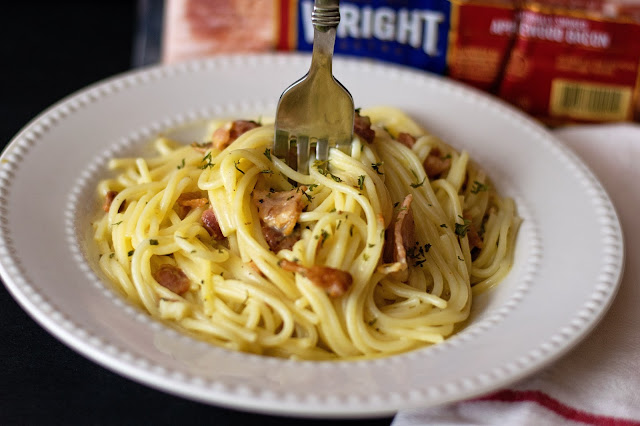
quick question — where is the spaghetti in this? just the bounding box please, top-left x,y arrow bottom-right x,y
93,106 -> 521,360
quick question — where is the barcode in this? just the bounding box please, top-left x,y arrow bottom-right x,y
550,80 -> 632,121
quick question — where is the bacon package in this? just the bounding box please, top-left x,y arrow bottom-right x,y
160,0 -> 640,124
448,0 -> 640,124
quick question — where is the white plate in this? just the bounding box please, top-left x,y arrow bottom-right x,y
0,54 -> 624,417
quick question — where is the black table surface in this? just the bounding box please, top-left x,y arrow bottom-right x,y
0,2 -> 394,424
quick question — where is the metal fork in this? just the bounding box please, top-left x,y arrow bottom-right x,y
273,0 -> 354,174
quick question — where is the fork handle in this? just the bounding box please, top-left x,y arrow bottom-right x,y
309,0 -> 340,74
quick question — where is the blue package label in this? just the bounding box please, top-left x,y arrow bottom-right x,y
296,0 -> 451,74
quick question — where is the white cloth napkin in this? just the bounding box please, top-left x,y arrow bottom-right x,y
392,124 -> 640,426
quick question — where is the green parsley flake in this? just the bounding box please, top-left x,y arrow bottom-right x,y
358,175 -> 365,190
470,180 -> 489,194
177,158 -> 185,169
371,162 -> 384,175
302,189 -> 313,202
320,230 -> 330,247
454,216 -> 471,237
263,148 -> 272,161
234,160 -> 245,174
199,152 -> 214,169
407,242 -> 432,268
128,249 -> 135,257
149,239 -> 159,246
410,176 -> 427,188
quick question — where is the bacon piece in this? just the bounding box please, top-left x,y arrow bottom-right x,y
175,191 -> 208,219
103,190 -> 124,213
396,132 -> 417,148
382,194 -> 415,281
153,264 -> 190,295
201,209 -> 224,240
261,225 -> 301,252
463,212 -> 484,250
252,187 -> 306,236
246,260 -> 265,277
423,147 -> 451,179
280,259 -> 353,298
177,191 -> 209,208
354,111 -> 375,143
212,120 -> 260,150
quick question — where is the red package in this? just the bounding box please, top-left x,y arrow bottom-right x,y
448,0 -> 640,124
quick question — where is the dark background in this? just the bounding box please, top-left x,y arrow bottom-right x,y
0,2 -> 393,424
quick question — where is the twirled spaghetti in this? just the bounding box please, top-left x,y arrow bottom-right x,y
93,106 -> 521,360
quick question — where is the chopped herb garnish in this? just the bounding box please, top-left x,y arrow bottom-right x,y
330,173 -> 342,182
320,229 -> 330,247
458,256 -> 464,261
260,169 -> 273,174
410,176 -> 427,188
234,160 -> 245,174
109,253 -> 115,259
363,253 -> 370,261
393,201 -> 400,208
199,152 -> 215,169
301,188 -> 313,202
128,249 -> 135,257
371,162 -> 384,175
313,160 -> 329,176
358,175 -> 365,190
440,224 -> 447,228
368,318 -> 377,326
349,224 -> 354,237
454,216 -> 471,237
111,221 -> 122,226
407,242 -> 432,267
149,239 -> 159,245
177,158 -> 185,169
470,180 -> 489,194
442,153 -> 452,160
355,107 -> 361,114
263,148 -> 272,161
368,243 -> 375,248
336,220 -> 342,230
